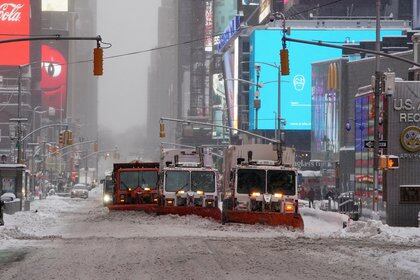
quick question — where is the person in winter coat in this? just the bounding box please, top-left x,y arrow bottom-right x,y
307,187 -> 315,208
325,189 -> 335,200
0,199 -> 4,226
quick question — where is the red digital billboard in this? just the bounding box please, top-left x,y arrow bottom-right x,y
0,0 -> 30,66
41,44 -> 67,112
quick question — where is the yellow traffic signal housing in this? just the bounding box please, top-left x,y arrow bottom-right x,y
93,142 -> 99,152
59,131 -> 64,147
93,47 -> 103,76
159,122 -> 166,138
67,130 -> 73,145
280,49 -> 290,76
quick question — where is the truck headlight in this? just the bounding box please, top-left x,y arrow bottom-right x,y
285,202 -> 295,213
251,192 -> 261,197
177,190 -> 185,195
144,187 -> 151,191
103,194 -> 112,203
196,190 -> 204,196
274,193 -> 283,199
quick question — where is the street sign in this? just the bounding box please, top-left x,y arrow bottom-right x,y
364,140 -> 388,149
9,118 -> 28,122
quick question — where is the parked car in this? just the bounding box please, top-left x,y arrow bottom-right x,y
70,184 -> 89,199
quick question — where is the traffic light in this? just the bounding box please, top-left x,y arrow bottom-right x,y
59,131 -> 65,147
67,130 -> 73,145
93,47 -> 103,76
159,122 -> 166,138
379,155 -> 399,170
280,49 -> 290,76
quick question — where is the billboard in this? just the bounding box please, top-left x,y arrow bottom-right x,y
0,0 -> 30,66
42,0 -> 68,11
223,39 -> 239,131
249,28 -> 403,131
41,44 -> 68,112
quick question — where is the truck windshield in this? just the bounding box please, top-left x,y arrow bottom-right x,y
119,171 -> 158,190
237,169 -> 265,195
267,170 -> 296,196
191,171 -> 215,193
165,171 -> 190,192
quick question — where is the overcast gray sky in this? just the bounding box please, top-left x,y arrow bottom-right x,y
97,0 -> 161,133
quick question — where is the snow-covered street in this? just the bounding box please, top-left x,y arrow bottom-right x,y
0,188 -> 419,280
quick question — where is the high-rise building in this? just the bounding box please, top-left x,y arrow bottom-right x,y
148,0 -> 214,147
147,1 -> 179,151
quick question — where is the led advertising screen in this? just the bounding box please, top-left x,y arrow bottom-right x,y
249,28 -> 403,131
223,39 -> 239,131
0,0 -> 30,66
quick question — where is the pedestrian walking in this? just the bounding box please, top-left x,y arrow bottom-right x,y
0,199 -> 4,226
307,187 -> 315,209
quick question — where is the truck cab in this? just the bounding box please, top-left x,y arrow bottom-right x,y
102,171 -> 114,206
112,162 -> 160,205
162,163 -> 218,208
228,162 -> 298,214
222,144 -> 303,229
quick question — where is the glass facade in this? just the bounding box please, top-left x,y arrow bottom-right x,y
354,91 -> 384,211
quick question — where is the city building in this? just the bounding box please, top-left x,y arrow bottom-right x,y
147,0 -> 179,153
384,80 -> 420,226
311,27 -> 413,213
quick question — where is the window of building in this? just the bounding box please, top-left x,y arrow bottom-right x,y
400,186 -> 420,204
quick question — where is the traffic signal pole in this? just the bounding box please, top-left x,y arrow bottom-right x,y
372,0 -> 381,215
4,35 -> 106,164
160,117 -> 280,144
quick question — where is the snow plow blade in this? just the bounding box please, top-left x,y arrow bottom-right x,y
107,205 -> 221,221
224,211 -> 304,230
107,204 -> 159,214
156,207 -> 221,221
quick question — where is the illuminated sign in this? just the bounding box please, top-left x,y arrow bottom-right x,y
41,45 -> 68,112
42,0 -> 68,12
0,0 -> 30,66
204,1 -> 213,52
243,0 -> 260,5
217,15 -> 241,53
249,28 -> 403,131
259,0 -> 271,23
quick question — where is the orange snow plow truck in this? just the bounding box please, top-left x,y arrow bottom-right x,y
221,144 -> 304,230
107,161 -> 161,212
159,148 -> 221,221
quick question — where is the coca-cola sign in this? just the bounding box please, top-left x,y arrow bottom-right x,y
0,0 -> 30,66
0,3 -> 24,22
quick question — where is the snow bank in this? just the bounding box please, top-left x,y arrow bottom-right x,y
381,249 -> 420,277
300,207 -> 348,236
337,219 -> 420,245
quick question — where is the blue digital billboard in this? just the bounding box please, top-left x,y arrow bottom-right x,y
249,29 -> 403,131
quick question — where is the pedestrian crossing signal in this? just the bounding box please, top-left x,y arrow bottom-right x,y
379,155 -> 399,170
